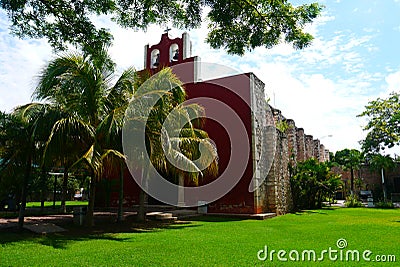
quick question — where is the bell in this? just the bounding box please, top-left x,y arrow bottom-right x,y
172,49 -> 179,61
153,54 -> 160,67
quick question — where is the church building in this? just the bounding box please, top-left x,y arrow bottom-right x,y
96,32 -> 330,215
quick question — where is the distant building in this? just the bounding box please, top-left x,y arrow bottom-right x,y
332,164 -> 400,201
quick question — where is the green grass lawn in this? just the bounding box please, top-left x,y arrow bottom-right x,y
0,208 -> 399,266
0,201 -> 88,218
25,201 -> 88,208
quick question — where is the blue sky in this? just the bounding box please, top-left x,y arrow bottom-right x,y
1,0 -> 400,154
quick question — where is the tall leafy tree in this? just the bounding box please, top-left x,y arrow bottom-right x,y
334,149 -> 364,195
0,111 -> 27,220
358,92 -> 400,153
0,105 -> 53,229
0,0 -> 323,56
34,49 -> 135,226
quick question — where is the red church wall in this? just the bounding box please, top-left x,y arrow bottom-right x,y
184,74 -> 256,213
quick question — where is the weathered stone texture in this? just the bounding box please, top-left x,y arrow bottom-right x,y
286,119 -> 297,166
319,144 -> 326,162
313,139 -> 321,161
305,135 -> 314,159
324,149 -> 330,162
296,128 -> 306,162
263,130 -> 292,214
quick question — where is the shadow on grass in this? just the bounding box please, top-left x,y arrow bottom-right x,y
294,210 -> 328,216
186,215 -> 247,222
293,207 -> 342,216
0,217 -> 202,249
0,230 -> 133,250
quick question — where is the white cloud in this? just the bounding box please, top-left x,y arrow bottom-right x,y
385,70 -> 400,93
0,12 -> 52,112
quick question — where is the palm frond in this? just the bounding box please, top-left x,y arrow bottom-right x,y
44,117 -> 95,165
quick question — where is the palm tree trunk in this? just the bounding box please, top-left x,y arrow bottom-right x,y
52,174 -> 57,209
18,153 -> 32,230
138,166 -> 149,222
86,175 -> 97,227
117,163 -> 124,222
381,168 -> 387,202
178,173 -> 185,206
40,167 -> 46,213
350,167 -> 354,196
61,167 -> 68,213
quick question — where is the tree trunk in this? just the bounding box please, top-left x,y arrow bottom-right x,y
117,163 -> 124,222
177,173 -> 185,206
350,167 -> 354,196
61,167 -> 69,213
137,166 -> 149,222
18,153 -> 32,230
381,168 -> 387,202
86,175 -> 97,227
40,168 -> 46,213
52,174 -> 57,209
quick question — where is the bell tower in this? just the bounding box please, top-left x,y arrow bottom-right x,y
144,32 -> 192,70
142,31 -> 199,83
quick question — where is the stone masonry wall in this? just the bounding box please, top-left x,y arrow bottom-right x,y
287,119 -> 297,166
313,139 -> 321,161
261,107 -> 329,215
319,144 -> 326,162
305,135 -> 314,159
296,128 -> 306,162
264,130 -> 292,214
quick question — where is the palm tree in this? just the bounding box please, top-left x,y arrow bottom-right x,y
124,68 -> 218,221
162,105 -> 218,205
369,153 -> 395,202
34,49 -> 135,226
20,103 -> 66,212
43,116 -> 95,213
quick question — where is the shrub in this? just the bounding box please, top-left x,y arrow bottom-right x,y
375,201 -> 394,209
290,158 -> 341,210
345,195 -> 363,208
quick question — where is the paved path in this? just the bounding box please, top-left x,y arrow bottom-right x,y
24,222 -> 66,234
0,214 -> 73,232
331,200 -> 346,207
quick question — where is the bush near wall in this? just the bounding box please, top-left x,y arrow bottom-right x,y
290,158 -> 341,210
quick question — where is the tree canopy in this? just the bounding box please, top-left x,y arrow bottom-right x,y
0,0 -> 323,55
333,149 -> 364,170
333,148 -> 363,194
358,92 -> 400,153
